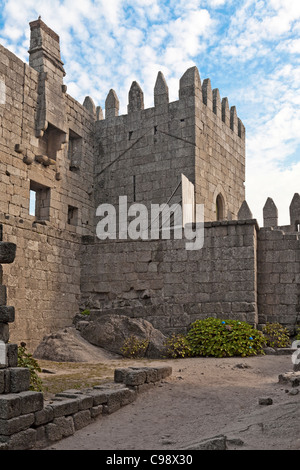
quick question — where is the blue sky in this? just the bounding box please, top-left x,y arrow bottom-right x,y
0,0 -> 300,225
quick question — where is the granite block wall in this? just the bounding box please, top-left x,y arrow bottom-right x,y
0,19 -> 97,350
257,227 -> 300,331
80,220 -> 258,334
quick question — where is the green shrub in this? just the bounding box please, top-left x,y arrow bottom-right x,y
121,335 -> 149,358
80,309 -> 90,316
262,322 -> 290,348
295,327 -> 300,341
186,317 -> 266,358
18,342 -> 43,391
164,333 -> 192,359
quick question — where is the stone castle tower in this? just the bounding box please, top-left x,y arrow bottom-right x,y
0,19 -> 299,351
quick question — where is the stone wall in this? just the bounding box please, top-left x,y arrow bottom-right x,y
80,219 -> 258,334
0,20 -> 97,350
257,227 -> 300,331
0,214 -> 82,351
0,363 -> 172,450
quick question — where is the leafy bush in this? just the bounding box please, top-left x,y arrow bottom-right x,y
18,342 -> 43,391
295,327 -> 300,341
186,317 -> 266,358
121,335 -> 149,358
262,322 -> 290,348
164,333 -> 192,359
80,309 -> 90,316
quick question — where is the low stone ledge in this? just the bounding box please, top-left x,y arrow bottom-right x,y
0,366 -> 172,450
47,397 -> 80,418
114,365 -> 172,386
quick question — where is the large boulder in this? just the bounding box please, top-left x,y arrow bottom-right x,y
34,326 -> 120,362
76,314 -> 167,359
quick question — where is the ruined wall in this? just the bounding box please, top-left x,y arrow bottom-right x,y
0,19 -> 97,350
80,220 -> 258,334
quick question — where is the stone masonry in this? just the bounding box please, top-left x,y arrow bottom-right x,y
0,18 -> 299,353
0,230 -> 172,450
0,234 -> 172,451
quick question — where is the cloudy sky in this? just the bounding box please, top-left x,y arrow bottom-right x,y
0,0 -> 299,225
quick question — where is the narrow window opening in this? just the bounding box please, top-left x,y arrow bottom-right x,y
216,193 -> 225,221
68,129 -> 82,171
128,131 -> 133,141
180,118 -> 185,122
154,126 -> 158,135
68,205 -> 79,226
30,181 -> 50,221
29,190 -> 36,216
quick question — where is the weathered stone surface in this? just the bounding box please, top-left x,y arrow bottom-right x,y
278,372 -> 300,387
90,405 -> 103,418
263,197 -> 278,227
259,397 -> 273,406
52,416 -> 75,438
73,410 -> 91,430
0,413 -> 35,436
19,391 -> 44,414
6,343 -> 18,367
7,368 -> 30,393
34,326 -> 119,362
123,370 -> 147,386
294,361 -> 300,372
238,201 -> 253,220
5,428 -> 37,450
78,314 -> 167,358
48,398 -> 79,418
0,394 -> 22,419
34,405 -> 54,426
0,323 -> 9,343
290,193 -> 300,228
0,306 -> 15,323
128,81 -> 144,113
154,71 -> 169,106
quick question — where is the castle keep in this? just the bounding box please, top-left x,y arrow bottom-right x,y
0,19 -> 299,351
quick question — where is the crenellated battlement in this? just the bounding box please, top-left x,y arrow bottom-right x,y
238,193 -> 300,233
82,66 -> 245,140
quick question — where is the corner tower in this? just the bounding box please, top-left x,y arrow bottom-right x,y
94,67 -> 245,223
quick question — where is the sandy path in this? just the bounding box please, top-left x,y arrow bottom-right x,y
45,354 -> 299,450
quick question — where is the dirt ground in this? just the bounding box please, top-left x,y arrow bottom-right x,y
40,353 -> 300,451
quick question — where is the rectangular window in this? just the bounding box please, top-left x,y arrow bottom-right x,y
29,190 -> 36,216
68,129 -> 82,170
30,181 -> 50,221
67,205 -> 79,226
